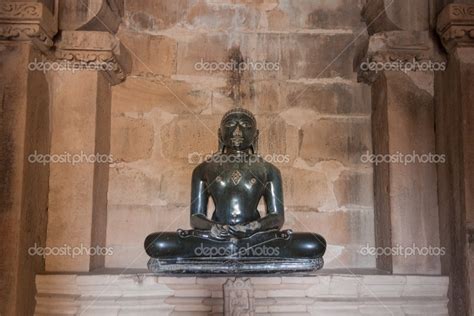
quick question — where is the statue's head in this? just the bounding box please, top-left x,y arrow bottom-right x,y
219,108 -> 258,153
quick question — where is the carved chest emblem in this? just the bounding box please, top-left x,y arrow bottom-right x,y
231,170 -> 242,185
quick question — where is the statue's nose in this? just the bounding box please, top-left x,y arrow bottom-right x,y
233,125 -> 242,137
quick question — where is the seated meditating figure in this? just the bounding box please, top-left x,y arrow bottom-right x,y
145,107 -> 326,273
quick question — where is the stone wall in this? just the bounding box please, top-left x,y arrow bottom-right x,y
106,0 -> 375,270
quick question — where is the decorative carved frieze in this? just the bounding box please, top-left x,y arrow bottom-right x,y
357,31 -> 445,84
437,4 -> 474,52
55,31 -> 131,85
224,278 -> 255,316
0,2 -> 57,52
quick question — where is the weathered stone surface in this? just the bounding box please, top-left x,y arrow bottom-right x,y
111,115 -> 154,162
276,0 -> 364,30
254,115 -> 299,166
186,1 -> 262,31
285,33 -> 356,79
175,32 -> 357,81
285,210 -> 374,252
286,83 -> 371,115
125,0 -> 197,31
160,115 -> 219,161
362,0 -> 429,35
284,210 -> 375,268
299,119 -> 372,166
333,171 -> 373,208
176,34 -> 231,78
124,0 -> 363,32
237,32 -> 286,81
281,168 -> 334,211
111,77 -> 210,114
159,168 -> 194,206
117,30 -> 177,76
106,205 -> 156,246
106,204 -> 192,268
59,0 -> 122,32
108,166 -> 162,206
239,80 -> 285,113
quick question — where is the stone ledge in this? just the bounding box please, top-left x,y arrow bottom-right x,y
35,274 -> 449,315
55,31 -> 132,85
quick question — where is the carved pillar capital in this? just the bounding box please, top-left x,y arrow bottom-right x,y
357,31 -> 444,84
55,31 -> 131,85
0,2 -> 57,52
437,4 -> 474,52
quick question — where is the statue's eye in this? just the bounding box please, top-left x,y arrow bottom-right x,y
240,121 -> 251,128
225,121 -> 237,127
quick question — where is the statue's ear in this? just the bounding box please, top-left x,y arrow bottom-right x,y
218,128 -> 225,153
251,129 -> 259,154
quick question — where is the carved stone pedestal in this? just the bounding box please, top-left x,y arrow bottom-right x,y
35,273 -> 449,315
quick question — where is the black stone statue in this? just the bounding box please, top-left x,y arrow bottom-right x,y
145,108 -> 326,273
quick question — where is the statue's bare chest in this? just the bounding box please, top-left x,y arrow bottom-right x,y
204,163 -> 267,198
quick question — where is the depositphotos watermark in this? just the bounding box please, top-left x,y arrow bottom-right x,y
188,152 -> 290,165
360,243 -> 446,258
28,150 -> 114,165
194,243 -> 280,258
360,151 -> 446,165
28,58 -> 118,73
194,58 -> 280,73
28,243 -> 114,258
360,58 -> 446,73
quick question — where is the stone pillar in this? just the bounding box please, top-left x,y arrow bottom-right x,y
436,4 -> 474,315
358,29 -> 443,274
45,30 -> 130,272
0,2 -> 57,315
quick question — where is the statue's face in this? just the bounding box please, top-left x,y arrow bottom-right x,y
220,113 -> 257,151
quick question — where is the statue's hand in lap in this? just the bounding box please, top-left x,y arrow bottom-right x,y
210,224 -> 231,240
210,221 -> 262,240
228,221 -> 262,238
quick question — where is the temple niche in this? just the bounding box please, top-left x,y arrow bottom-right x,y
0,0 -> 472,316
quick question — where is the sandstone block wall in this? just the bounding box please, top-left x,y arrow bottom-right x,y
106,0 -> 374,269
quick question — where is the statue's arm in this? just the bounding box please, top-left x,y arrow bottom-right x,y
258,165 -> 284,230
190,165 -> 215,230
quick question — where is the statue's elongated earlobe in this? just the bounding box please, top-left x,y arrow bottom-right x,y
218,128 -> 225,153
251,129 -> 259,154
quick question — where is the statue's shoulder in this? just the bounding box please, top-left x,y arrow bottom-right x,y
258,158 -> 282,177
192,160 -> 210,177
192,153 -> 220,174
